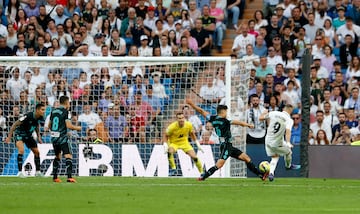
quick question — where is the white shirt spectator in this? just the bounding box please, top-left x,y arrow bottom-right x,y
78,111 -> 102,129
232,34 -> 255,57
160,45 -> 172,56
310,121 -> 332,142
138,46 -> 153,57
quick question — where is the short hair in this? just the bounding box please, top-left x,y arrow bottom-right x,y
36,103 -> 45,110
59,96 -> 69,104
176,112 -> 184,117
216,105 -> 228,114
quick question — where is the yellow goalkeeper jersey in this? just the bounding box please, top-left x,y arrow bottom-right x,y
166,121 -> 193,145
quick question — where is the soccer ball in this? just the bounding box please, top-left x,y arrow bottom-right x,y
259,161 -> 270,173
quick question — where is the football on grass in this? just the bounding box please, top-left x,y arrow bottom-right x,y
259,161 -> 270,173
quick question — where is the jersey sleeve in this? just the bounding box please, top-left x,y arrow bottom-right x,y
286,117 -> 294,130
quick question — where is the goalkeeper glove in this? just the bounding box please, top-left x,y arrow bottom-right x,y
163,142 -> 169,154
195,140 -> 204,153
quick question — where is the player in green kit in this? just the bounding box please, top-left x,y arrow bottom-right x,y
186,99 -> 268,181
49,96 -> 81,183
6,104 -> 46,177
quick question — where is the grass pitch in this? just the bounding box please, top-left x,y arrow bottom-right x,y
0,177 -> 359,214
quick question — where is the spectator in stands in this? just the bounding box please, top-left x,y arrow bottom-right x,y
293,27 -> 310,59
291,112 -> 301,145
188,0 -> 201,24
129,74 -> 146,99
78,103 -> 102,131
31,67 -> 46,87
332,112 -> 347,139
106,104 -> 127,142
335,17 -> 360,47
226,0 -> 240,30
241,44 -> 259,70
280,25 -> 295,53
283,49 -> 300,75
201,121 -> 219,144
53,5 -> 68,26
51,38 -> 66,56
313,57 -> 329,79
183,104 -> 202,137
178,35 -> 195,56
247,19 -> 259,38
24,0 -> 39,17
246,94 -> 266,144
89,33 -> 104,56
333,124 -> 353,145
321,45 -> 337,73
128,105 -> 146,143
344,87 -> 360,113
120,7 -> 137,46
138,35 -> 153,56
6,105 -> 20,129
131,17 -> 152,48
232,24 -> 255,58
346,57 -> 360,90
6,67 -> 26,101
303,13 -> 320,43
106,29 -> 126,56
130,91 -> 154,127
256,56 -> 273,80
89,74 -> 104,102
0,35 -> 13,56
328,0 -> 346,19
253,35 -> 267,57
314,129 -> 331,145
64,0 -> 81,18
320,89 -> 341,115
340,35 -> 358,69
199,72 -> 222,104
199,130 -> 214,144
311,110 -> 333,142
119,84 -> 131,106
158,34 -> 171,56
322,100 -> 339,127
209,0 -> 224,53
267,46 -> 282,71
332,6 -> 346,30
6,24 -> 17,50
191,18 -> 211,56
254,10 -> 268,32
345,108 -> 358,128
346,0 -> 360,26
271,63 -> 286,85
115,0 -> 129,20
165,0 -> 184,21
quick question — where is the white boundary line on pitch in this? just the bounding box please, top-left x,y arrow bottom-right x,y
1,182 -> 360,189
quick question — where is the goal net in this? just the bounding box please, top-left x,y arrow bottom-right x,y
0,56 -> 250,178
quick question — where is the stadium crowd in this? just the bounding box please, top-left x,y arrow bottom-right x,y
0,0 -> 360,145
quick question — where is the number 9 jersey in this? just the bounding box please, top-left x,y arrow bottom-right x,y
265,111 -> 294,147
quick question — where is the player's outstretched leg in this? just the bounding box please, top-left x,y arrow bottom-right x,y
239,153 -> 267,180
52,158 -> 61,182
198,166 -> 218,181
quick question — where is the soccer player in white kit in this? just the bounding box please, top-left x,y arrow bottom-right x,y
259,104 -> 301,181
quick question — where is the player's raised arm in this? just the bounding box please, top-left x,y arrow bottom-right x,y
185,98 -> 209,118
66,120 -> 82,131
231,120 -> 254,129
5,120 -> 23,144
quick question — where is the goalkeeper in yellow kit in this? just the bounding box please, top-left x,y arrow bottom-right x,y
163,112 -> 204,176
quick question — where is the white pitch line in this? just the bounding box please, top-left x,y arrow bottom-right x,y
0,182 -> 360,189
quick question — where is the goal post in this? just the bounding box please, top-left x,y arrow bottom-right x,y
0,56 -> 249,178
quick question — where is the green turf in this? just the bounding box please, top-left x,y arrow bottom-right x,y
0,177 -> 359,214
